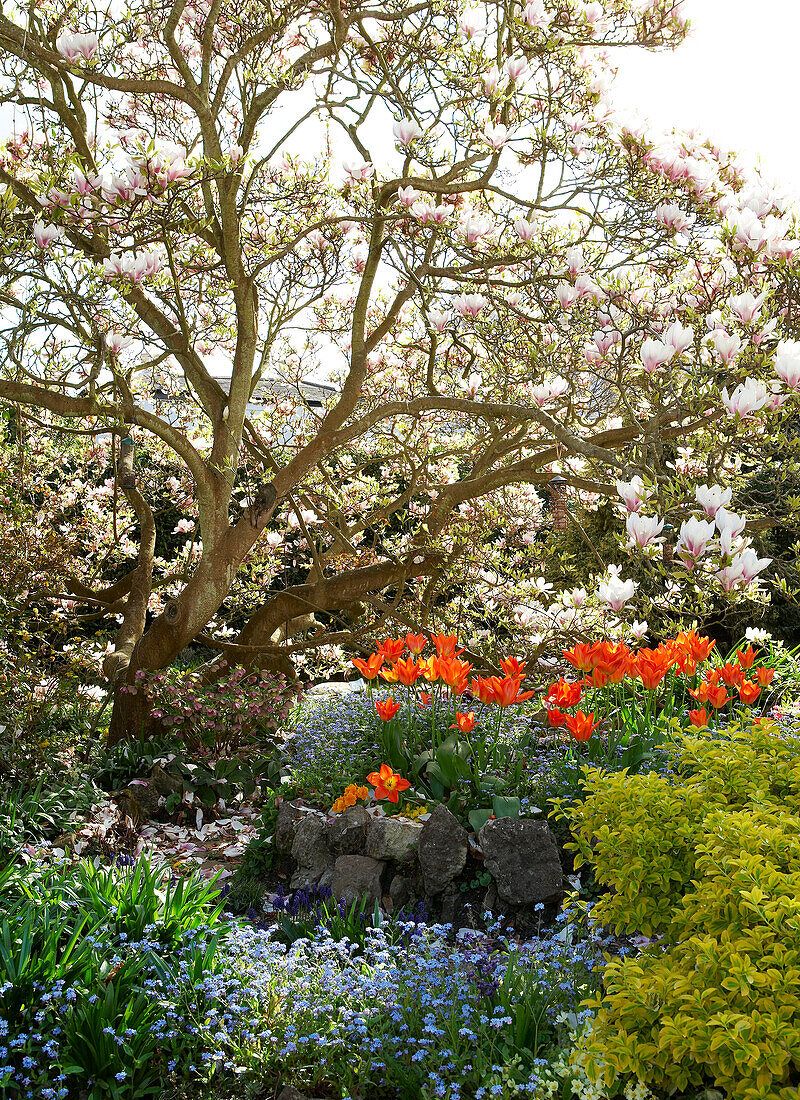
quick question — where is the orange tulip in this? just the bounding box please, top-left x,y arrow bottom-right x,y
431,633 -> 462,658
565,710 -> 600,742
352,654 -> 385,680
439,656 -> 473,690
451,711 -> 476,733
563,643 -> 597,672
544,678 -> 582,709
392,657 -> 424,687
717,662 -> 745,689
547,708 -> 568,728
406,632 -> 426,654
491,676 -> 536,707
418,692 -> 432,707
674,630 -> 716,663
375,698 -> 402,721
631,649 -> 674,690
756,666 -> 775,687
376,637 -> 406,661
499,656 -> 527,677
738,680 -> 761,704
379,664 -> 399,683
366,763 -> 411,803
469,676 -> 497,705
418,656 -> 442,683
705,682 -> 730,709
736,645 -> 756,670
688,707 -> 708,727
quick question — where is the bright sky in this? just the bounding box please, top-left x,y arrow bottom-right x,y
611,0 -> 800,201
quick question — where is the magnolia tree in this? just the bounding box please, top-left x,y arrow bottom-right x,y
0,0 -> 799,742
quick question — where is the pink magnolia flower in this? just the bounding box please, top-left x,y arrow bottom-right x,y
458,372 -> 483,397
56,32 -> 98,63
482,66 -> 503,96
711,329 -> 742,364
664,319 -> 694,355
483,121 -> 510,150
459,9 -> 484,38
522,0 -> 548,28
461,214 -> 492,244
676,516 -> 715,569
640,338 -> 674,374
715,507 -> 747,541
630,620 -> 649,640
728,291 -> 766,324
556,282 -> 576,309
105,332 -> 132,355
427,309 -> 450,332
514,217 -> 537,241
625,512 -> 664,549
655,203 -> 690,232
565,246 -> 584,276
774,340 -> 800,389
735,548 -> 772,584
397,185 -> 420,207
33,222 -> 64,249
616,475 -> 647,513
343,159 -> 374,183
574,274 -> 603,301
597,574 -> 637,611
505,56 -> 528,82
695,484 -> 731,518
720,378 -> 768,419
393,119 -> 422,146
453,293 -> 487,317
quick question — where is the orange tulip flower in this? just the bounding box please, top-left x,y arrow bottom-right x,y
418,656 -> 442,682
490,676 -> 536,707
543,678 -> 582,709
469,676 -> 497,705
352,654 -> 385,680
674,630 -> 716,662
406,632 -> 426,654
688,707 -> 708,728
547,708 -> 568,728
392,657 -> 424,687
379,664 -> 400,683
736,645 -> 756,670
366,763 -> 411,803
451,711 -> 476,733
431,633 -> 462,658
375,698 -> 402,721
631,649 -> 674,690
705,682 -> 730,709
756,666 -> 775,687
418,692 -> 432,707
376,637 -> 406,661
565,710 -> 600,742
439,656 -> 473,690
563,642 -> 597,672
717,662 -> 745,689
738,680 -> 761,704
499,656 -> 527,677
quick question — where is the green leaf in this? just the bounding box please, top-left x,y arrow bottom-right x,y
492,795 -> 521,818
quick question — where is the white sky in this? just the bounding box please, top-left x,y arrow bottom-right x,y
610,0 -> 800,200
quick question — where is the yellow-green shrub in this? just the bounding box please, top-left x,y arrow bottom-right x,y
557,719 -> 800,1100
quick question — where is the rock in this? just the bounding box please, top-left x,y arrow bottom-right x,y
325,855 -> 385,908
365,816 -> 424,862
290,813 -> 333,889
326,805 -> 370,855
418,805 -> 468,895
150,764 -> 183,797
478,818 -> 564,906
438,886 -> 460,925
389,873 -> 411,910
275,799 -> 305,855
120,780 -> 163,821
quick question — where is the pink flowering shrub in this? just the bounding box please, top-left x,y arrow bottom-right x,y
133,662 -> 300,753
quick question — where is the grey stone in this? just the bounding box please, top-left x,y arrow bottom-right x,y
290,813 -> 333,889
388,874 -> 411,910
478,818 -> 564,906
326,805 -> 370,855
150,764 -> 183,797
275,799 -> 305,855
325,855 -> 385,908
418,805 -> 469,895
365,816 -> 424,862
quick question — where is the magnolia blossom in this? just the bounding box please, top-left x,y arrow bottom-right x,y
597,574 -> 637,612
459,9 -> 484,37
514,218 -> 537,241
172,518 -> 194,534
427,309 -> 450,332
393,119 -> 422,146
453,293 -> 487,317
483,121 -> 510,150
720,378 -> 769,419
556,282 -> 577,309
774,340 -> 800,389
736,548 -> 772,584
728,290 -> 766,324
565,246 -> 585,276
522,0 -> 548,27
102,250 -> 162,283
664,320 -> 694,355
265,531 -> 284,549
33,222 -> 64,249
715,507 -> 747,540
343,159 -> 374,183
574,274 -> 604,302
616,475 -> 647,513
529,376 -> 569,407
397,185 -> 420,207
630,620 -> 649,640
460,214 -> 492,244
482,66 -> 503,96
105,332 -> 132,355
711,329 -> 742,364
640,337 -> 676,374
695,483 -> 732,518
625,512 -> 664,549
676,516 -> 715,569
458,372 -> 483,397
655,203 -> 690,232
505,56 -> 528,82
56,32 -> 98,63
